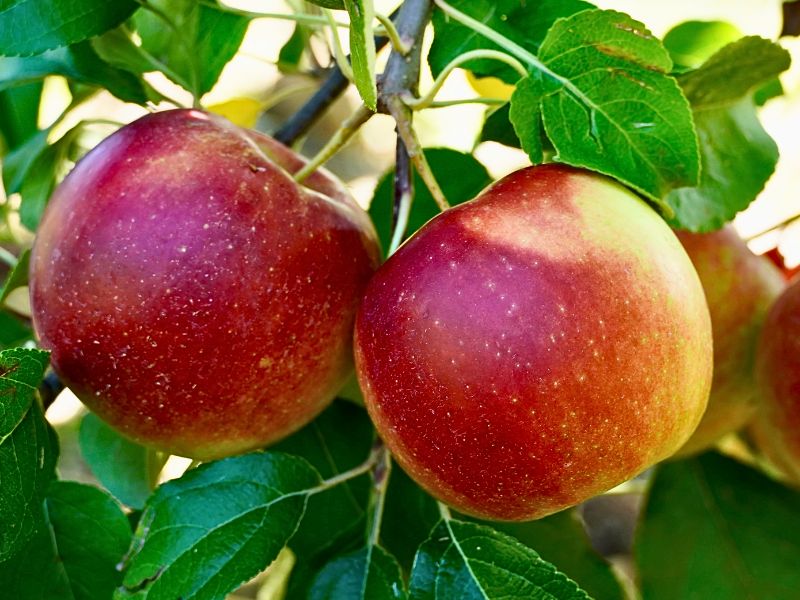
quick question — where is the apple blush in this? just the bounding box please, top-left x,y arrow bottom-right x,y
355,164 -> 713,521
30,109 -> 380,460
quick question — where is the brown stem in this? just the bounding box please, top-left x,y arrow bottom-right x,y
783,0 -> 800,36
378,0 -> 432,103
389,135 -> 414,255
378,0 -> 448,213
273,10 -> 398,145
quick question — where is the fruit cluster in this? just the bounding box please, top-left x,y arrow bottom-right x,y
30,110 -> 800,520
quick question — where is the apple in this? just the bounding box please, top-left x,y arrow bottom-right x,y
30,109 -> 380,460
750,278 -> 800,483
354,164 -> 712,521
673,227 -> 784,456
762,246 -> 800,281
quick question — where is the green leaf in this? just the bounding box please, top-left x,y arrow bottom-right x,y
754,78 -> 784,106
273,401 -> 373,562
429,0 -> 593,84
0,481 -> 133,599
679,36 -> 791,108
2,128 -> 50,195
508,83 -> 544,163
18,141 -> 62,231
90,26 -> 166,76
369,148 -> 492,257
666,101 -> 779,232
486,511 -> 625,600
79,413 -> 165,509
47,482 -> 132,597
666,36 -> 791,231
662,21 -> 743,70
0,82 -> 43,150
0,0 -> 138,57
0,42 -> 152,103
278,24 -> 310,74
0,347 -> 57,561
0,517 -> 70,598
479,103 -> 521,149
344,0 -> 377,110
0,312 -> 33,349
636,452 -> 800,599
307,0 -> 346,9
0,248 -> 29,304
310,546 -> 406,600
510,9 -> 699,206
2,123 -> 81,232
116,452 -> 321,599
409,519 -> 590,599
276,401 -> 372,598
133,0 -> 250,98
380,467 -> 439,575
0,347 -> 48,442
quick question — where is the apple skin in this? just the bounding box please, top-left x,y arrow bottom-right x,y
354,164 -> 712,521
750,278 -> 800,483
30,109 -> 380,460
673,227 -> 784,456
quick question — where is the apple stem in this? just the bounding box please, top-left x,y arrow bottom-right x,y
324,8 -> 356,84
195,1 -> 351,29
405,49 -> 527,111
424,97 -> 508,108
0,246 -> 17,268
438,501 -> 453,520
389,97 -> 450,212
307,439 -> 386,493
292,104 -> 374,183
378,0 -> 449,213
375,13 -> 413,56
389,139 -> 414,255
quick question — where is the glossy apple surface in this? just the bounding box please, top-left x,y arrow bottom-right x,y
355,164 -> 712,521
750,278 -> 800,483
30,109 -> 380,460
674,227 -> 784,456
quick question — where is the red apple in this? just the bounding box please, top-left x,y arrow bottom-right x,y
30,109 -> 380,460
762,247 -> 800,281
673,227 -> 784,456
354,164 -> 712,521
750,278 -> 800,483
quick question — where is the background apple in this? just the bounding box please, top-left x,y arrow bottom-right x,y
763,246 -> 800,281
355,164 -> 713,521
673,227 -> 784,456
750,278 -> 800,484
29,109 -> 380,460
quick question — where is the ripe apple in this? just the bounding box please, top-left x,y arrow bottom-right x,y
673,227 -> 784,456
354,164 -> 712,521
30,109 -> 380,460
762,246 -> 800,281
750,278 -> 800,483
